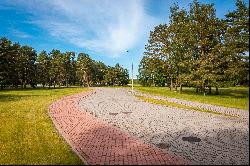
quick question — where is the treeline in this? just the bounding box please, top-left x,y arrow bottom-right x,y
138,0 -> 249,94
0,37 -> 129,89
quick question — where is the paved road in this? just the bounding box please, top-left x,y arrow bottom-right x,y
49,90 -> 186,165
78,88 -> 249,165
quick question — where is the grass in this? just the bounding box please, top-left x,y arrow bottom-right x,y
135,86 -> 249,110
0,87 -> 90,165
136,95 -> 237,118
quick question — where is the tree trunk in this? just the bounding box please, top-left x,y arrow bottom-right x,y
170,78 -> 173,91
179,83 -> 182,93
24,80 -> 27,89
196,87 -> 198,93
208,86 -> 211,94
215,86 -> 219,95
87,77 -> 90,87
203,84 -> 206,96
175,79 -> 178,91
21,80 -> 23,89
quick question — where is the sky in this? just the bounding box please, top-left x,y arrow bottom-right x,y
0,0 -> 248,78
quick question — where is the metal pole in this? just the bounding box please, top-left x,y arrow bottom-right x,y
126,49 -> 134,95
132,58 -> 134,95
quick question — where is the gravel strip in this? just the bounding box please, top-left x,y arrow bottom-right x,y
135,90 -> 249,119
78,88 -> 249,165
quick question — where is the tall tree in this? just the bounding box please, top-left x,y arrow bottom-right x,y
64,52 -> 76,87
18,46 -> 37,88
0,37 -> 12,89
9,43 -> 21,88
49,49 -> 65,88
77,53 -> 94,87
140,24 -> 170,87
168,4 -> 193,92
37,50 -> 50,88
225,0 -> 249,86
188,1 -> 223,94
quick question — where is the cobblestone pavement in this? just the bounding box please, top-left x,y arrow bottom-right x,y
78,88 -> 249,165
49,90 -> 186,165
135,90 -> 249,119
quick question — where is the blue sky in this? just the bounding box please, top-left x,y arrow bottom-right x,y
0,0 -> 248,78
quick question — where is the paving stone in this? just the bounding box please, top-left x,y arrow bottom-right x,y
78,88 -> 249,165
49,89 -> 186,165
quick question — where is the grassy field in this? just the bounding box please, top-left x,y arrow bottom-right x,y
0,87 -> 89,165
135,86 -> 249,110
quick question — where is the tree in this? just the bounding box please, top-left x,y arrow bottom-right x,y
49,49 -> 65,88
138,56 -> 154,86
0,37 -> 130,89
8,43 -> 21,88
37,50 -> 50,88
140,24 -> 169,87
0,37 -> 12,89
113,63 -> 129,86
138,0 -> 249,94
93,61 -> 107,86
18,46 -> 37,88
168,4 -> 193,92
225,0 -> 249,86
64,52 -> 76,87
103,64 -> 129,86
77,53 -> 94,87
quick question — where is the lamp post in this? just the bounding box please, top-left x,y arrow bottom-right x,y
125,50 -> 134,95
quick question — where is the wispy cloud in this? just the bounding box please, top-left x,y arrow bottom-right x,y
11,29 -> 33,39
8,0 -> 160,57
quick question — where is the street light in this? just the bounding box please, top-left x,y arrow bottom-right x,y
125,50 -> 134,95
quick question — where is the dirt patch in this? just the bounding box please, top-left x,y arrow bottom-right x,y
182,136 -> 201,143
156,143 -> 171,149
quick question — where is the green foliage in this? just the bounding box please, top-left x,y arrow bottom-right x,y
0,38 -> 37,89
103,64 -> 129,86
138,0 -> 249,94
0,37 -> 129,89
37,51 -> 50,88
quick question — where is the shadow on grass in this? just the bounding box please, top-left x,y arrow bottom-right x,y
0,94 -> 44,102
142,87 -> 249,99
0,86 -> 85,92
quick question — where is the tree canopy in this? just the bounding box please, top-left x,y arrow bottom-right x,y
138,0 -> 249,94
0,37 -> 129,89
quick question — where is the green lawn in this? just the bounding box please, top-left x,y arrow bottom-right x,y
135,86 -> 249,110
0,87 -> 89,165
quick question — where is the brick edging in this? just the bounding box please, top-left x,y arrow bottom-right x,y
48,90 -> 188,165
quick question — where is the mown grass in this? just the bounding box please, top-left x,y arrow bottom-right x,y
135,86 -> 249,110
136,95 -> 237,118
0,87 -> 90,165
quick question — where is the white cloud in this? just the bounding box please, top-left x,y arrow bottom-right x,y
17,0 -> 160,57
11,29 -> 33,39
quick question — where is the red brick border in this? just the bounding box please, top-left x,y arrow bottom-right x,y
48,90 -> 188,165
